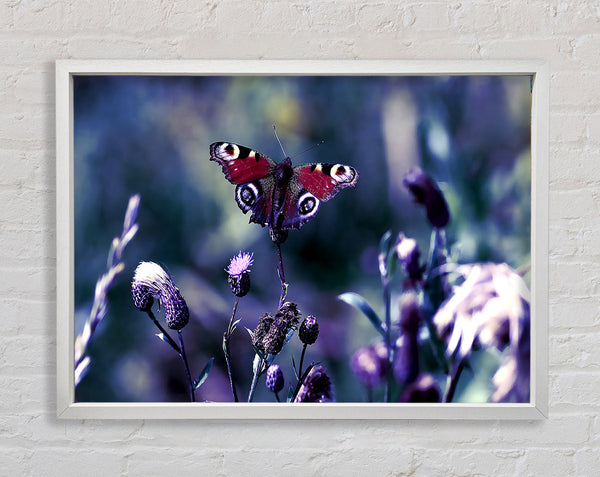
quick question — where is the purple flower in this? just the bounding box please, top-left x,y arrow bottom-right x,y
294,365 -> 335,403
265,364 -> 284,394
226,251 -> 254,297
132,261 -> 190,330
226,251 -> 254,277
403,168 -> 450,229
351,344 -> 387,388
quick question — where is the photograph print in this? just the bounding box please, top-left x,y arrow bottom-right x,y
72,72 -> 532,405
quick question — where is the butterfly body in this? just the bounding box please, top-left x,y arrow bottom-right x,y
210,141 -> 359,236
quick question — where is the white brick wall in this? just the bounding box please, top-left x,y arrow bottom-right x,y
1,0 -> 598,475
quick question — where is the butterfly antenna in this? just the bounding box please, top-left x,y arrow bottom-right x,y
272,125 -> 287,158
290,140 -> 325,160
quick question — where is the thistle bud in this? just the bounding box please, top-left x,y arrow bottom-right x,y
403,168 -> 450,229
265,364 -> 284,394
299,316 -> 319,345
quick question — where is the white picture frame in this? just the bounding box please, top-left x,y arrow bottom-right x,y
56,59 -> 549,419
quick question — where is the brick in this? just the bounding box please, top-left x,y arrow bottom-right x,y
125,448 -> 222,476
0,335 -> 55,376
413,448 -> 522,476
550,112 -> 587,145
575,447 -> 600,476
520,448 -> 577,476
550,296 -> 600,328
550,332 -> 600,369
572,34 -> 600,65
30,449 -> 122,477
549,261 -> 600,297
12,0 -> 66,31
550,372 -> 600,409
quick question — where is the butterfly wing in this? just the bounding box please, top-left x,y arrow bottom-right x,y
277,163 -> 359,230
209,142 -> 277,185
210,142 -> 277,227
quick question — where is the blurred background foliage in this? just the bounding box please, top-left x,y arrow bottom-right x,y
73,74 -> 531,402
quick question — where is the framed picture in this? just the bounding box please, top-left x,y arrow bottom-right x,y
56,60 -> 548,419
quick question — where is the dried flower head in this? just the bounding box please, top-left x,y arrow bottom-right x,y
403,168 -> 450,229
433,263 -> 530,360
299,315 -> 319,345
265,364 -> 284,394
351,344 -> 387,388
251,302 -> 302,356
396,232 -> 423,284
132,261 -> 190,330
226,251 -> 254,297
293,365 -> 335,403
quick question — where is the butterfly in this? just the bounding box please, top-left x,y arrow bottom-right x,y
209,141 -> 359,237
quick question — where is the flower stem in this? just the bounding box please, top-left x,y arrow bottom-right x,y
145,309 -> 181,354
445,359 -> 465,403
276,243 -> 288,308
223,297 -> 240,402
298,343 -> 308,379
178,331 -> 196,402
382,276 -> 393,403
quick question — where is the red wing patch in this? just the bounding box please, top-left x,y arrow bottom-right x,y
294,163 -> 359,201
210,142 -> 276,185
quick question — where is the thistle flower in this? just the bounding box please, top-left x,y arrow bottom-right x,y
226,251 -> 254,297
351,344 -> 387,388
132,261 -> 190,330
399,374 -> 441,403
403,167 -> 450,228
433,263 -> 530,360
293,365 -> 335,403
265,364 -> 284,394
299,315 -> 319,345
396,232 -> 423,284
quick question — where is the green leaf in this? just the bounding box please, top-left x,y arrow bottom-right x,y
338,292 -> 385,337
230,318 -> 242,333
193,357 -> 214,390
287,385 -> 295,403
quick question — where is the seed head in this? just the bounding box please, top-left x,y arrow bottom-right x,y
131,261 -> 190,330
